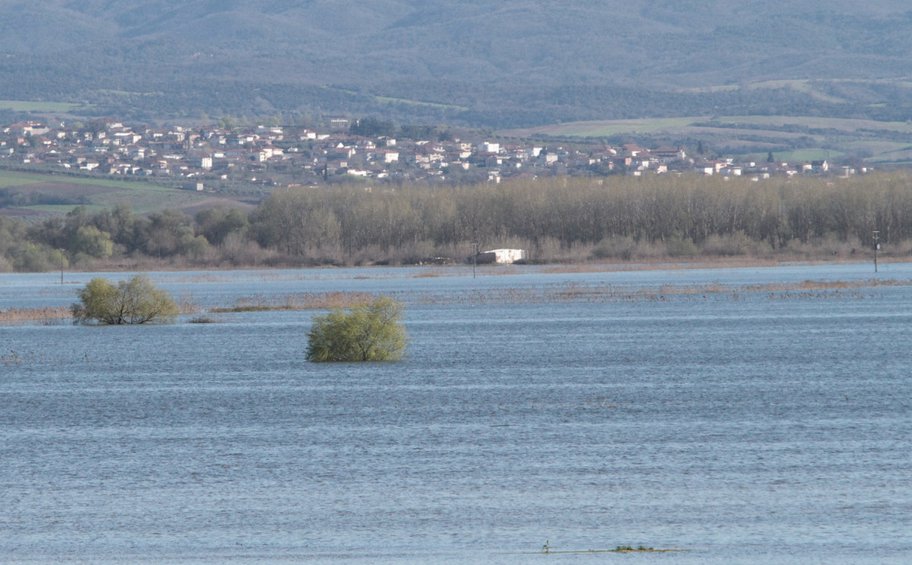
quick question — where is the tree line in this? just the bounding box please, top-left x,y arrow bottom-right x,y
2,173 -> 911,272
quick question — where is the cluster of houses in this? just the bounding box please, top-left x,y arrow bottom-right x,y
0,119 -> 865,191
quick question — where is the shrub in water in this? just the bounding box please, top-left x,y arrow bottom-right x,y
71,275 -> 179,325
307,296 -> 407,362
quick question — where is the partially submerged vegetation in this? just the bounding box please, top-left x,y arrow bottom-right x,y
210,292 -> 376,313
71,275 -> 178,325
539,541 -> 680,555
613,545 -> 657,552
0,306 -> 69,325
413,278 -> 907,306
306,297 -> 407,362
2,278 -> 905,328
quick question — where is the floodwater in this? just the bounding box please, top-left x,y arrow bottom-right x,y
1,263 -> 910,563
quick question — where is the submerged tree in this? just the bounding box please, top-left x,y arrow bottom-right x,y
71,275 -> 179,325
306,296 -> 407,362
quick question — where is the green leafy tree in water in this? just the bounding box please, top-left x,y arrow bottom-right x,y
71,275 -> 179,325
307,297 -> 407,362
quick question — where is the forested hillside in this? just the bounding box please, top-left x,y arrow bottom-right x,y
3,1 -> 912,126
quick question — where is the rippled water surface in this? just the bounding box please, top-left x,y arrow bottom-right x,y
2,263 -> 911,563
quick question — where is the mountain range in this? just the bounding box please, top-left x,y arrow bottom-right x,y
3,1 -> 912,127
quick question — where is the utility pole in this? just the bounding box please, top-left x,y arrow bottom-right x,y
873,230 -> 880,273
472,241 -> 478,279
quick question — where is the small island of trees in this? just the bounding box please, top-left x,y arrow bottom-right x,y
71,275 -> 179,325
306,297 -> 407,362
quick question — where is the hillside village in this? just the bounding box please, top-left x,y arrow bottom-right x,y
0,119 -> 867,193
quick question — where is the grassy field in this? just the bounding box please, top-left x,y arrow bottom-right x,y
711,115 -> 912,133
505,115 -> 912,138
680,78 -> 912,107
0,171 -> 49,189
374,95 -> 468,111
24,204 -> 107,215
0,170 -> 246,216
0,170 -> 176,191
745,149 -> 845,163
0,99 -> 90,112
325,87 -> 468,111
501,115 -> 912,164
504,117 -> 701,138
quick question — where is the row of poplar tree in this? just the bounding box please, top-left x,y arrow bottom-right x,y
2,173 -> 910,271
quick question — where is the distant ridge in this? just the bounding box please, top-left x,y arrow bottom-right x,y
3,1 -> 912,126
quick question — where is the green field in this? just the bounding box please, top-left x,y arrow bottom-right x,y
0,169 -> 243,216
680,78 -> 912,107
0,170 -> 173,192
0,99 -> 91,113
0,171 -> 46,188
373,95 -> 468,111
501,115 -> 912,165
504,117 -> 701,138
711,115 -> 912,133
24,204 -> 107,215
746,149 -> 845,163
326,87 -> 468,111
505,115 -> 912,138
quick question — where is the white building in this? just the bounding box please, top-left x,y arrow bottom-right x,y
481,141 -> 501,154
476,248 -> 526,264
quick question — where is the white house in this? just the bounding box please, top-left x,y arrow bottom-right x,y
481,141 -> 501,154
